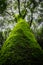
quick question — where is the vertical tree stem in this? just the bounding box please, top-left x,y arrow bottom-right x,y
18,0 -> 21,15
30,12 -> 33,27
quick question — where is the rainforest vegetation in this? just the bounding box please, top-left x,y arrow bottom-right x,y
0,0 -> 43,65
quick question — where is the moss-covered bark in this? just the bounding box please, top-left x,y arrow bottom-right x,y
0,18 -> 43,65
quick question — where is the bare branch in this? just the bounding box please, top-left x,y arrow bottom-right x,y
18,0 -> 21,16
22,0 -> 27,19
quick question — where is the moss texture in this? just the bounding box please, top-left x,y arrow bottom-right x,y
0,18 -> 43,65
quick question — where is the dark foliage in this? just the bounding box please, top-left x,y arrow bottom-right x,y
0,0 -> 7,14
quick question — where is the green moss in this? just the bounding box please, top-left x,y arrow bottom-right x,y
0,18 -> 43,65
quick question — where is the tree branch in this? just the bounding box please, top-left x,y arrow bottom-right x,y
18,0 -> 21,16
22,0 -> 27,19
30,12 -> 33,27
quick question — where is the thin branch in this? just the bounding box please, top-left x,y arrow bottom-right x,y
22,0 -> 27,19
5,11 -> 12,16
5,11 -> 17,22
17,0 -> 27,18
18,0 -> 21,16
30,12 -> 33,27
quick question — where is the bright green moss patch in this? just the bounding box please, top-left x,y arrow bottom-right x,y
0,18 -> 43,65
